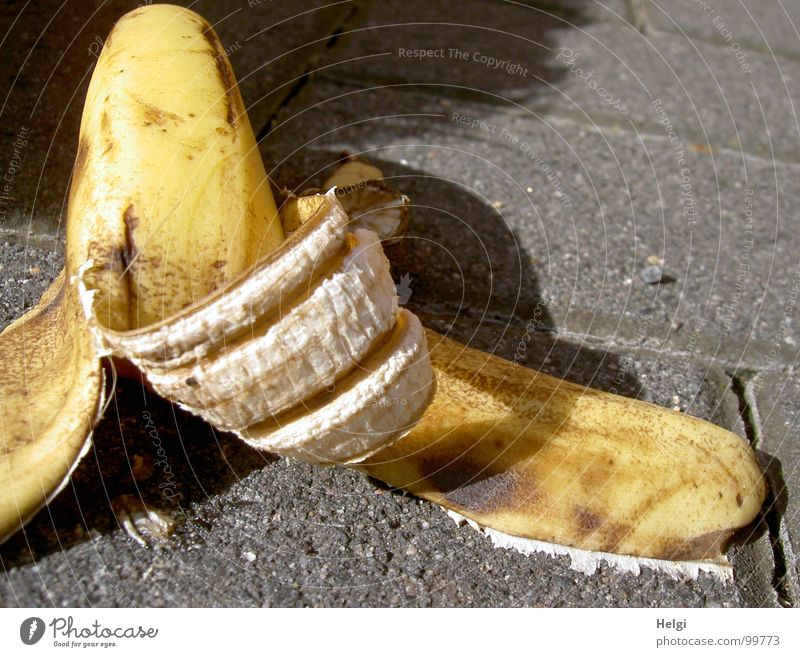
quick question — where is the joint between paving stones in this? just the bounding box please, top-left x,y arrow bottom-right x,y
625,0 -> 653,34
255,4 -> 362,144
729,372 -> 798,607
414,299 -> 798,373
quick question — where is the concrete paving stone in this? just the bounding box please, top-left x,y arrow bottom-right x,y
323,5 -> 800,162
262,78 -> 800,369
315,0 -> 630,107
751,371 -> 800,602
645,0 -> 800,58
0,256 -> 766,605
537,20 -> 800,162
0,238 -> 63,329
0,0 -> 352,235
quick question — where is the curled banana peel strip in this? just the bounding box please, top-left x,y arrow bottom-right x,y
0,5 -> 765,570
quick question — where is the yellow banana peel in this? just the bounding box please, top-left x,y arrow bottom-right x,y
0,273 -> 103,542
363,332 -> 764,561
0,5 -> 765,569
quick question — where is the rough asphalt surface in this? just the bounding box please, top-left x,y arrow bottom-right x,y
0,0 -> 797,607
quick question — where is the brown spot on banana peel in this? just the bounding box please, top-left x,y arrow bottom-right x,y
416,451 -> 526,514
69,138 -> 90,209
200,24 -> 242,129
574,506 -> 604,534
121,204 -> 139,327
133,97 -> 185,127
658,530 -> 731,561
361,330 -> 767,562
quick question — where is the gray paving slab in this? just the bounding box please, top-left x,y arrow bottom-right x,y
0,257 -> 768,606
0,0 -> 351,234
0,239 -> 62,328
262,78 -> 800,369
311,0 -> 628,107
751,371 -> 800,603
538,21 -> 800,162
323,4 -> 800,161
645,0 -> 800,58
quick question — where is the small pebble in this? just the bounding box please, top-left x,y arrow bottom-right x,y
243,550 -> 257,562
640,265 -> 663,284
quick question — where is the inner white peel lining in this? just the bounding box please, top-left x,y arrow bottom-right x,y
445,509 -> 733,582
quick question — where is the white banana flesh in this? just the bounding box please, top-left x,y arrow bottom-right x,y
240,308 -> 435,463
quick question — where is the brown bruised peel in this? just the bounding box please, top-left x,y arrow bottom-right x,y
0,4 -> 766,569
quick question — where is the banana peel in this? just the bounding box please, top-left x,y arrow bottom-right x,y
0,272 -> 104,542
0,4 -> 766,570
68,4 -> 283,332
362,333 -> 764,561
1,3 -> 284,543
279,155 -> 409,241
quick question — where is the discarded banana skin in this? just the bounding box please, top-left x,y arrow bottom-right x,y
0,273 -> 104,542
361,334 -> 765,561
0,5 -> 766,569
280,155 -> 409,243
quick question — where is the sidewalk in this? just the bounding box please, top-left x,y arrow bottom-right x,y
0,0 -> 797,607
